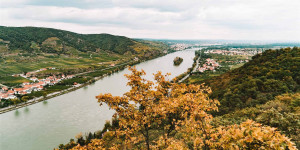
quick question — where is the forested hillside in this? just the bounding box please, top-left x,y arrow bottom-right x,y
202,47 -> 300,115
0,26 -> 150,54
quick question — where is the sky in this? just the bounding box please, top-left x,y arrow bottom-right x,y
1,0 -> 300,41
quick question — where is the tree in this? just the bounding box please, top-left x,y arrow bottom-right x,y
94,66 -> 219,149
21,96 -> 29,104
11,98 -> 18,108
42,92 -> 47,99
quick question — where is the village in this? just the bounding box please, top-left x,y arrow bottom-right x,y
170,43 -> 191,51
0,67 -> 74,100
197,58 -> 220,73
204,48 -> 264,56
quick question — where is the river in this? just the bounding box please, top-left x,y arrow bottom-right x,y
0,48 -> 198,150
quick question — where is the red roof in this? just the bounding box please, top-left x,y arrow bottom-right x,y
14,88 -> 24,92
7,90 -> 15,94
24,85 -> 33,88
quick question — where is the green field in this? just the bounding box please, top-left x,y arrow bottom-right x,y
0,76 -> 31,87
0,52 -> 126,76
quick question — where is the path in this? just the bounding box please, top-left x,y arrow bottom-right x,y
179,53 -> 201,83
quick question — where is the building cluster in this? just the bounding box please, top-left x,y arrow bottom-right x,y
198,58 -> 220,73
219,60 -> 249,63
205,48 -> 264,56
170,44 -> 190,51
0,68 -> 74,100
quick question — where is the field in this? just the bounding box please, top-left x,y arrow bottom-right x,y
0,51 -> 128,77
0,76 -> 31,87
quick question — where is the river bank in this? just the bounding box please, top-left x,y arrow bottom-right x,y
0,53 -> 166,114
175,50 -> 201,83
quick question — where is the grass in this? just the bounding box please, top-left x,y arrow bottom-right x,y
230,63 -> 245,70
0,76 -> 31,87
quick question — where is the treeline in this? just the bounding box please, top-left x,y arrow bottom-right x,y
0,26 -> 136,54
203,47 -> 300,115
58,118 -> 119,149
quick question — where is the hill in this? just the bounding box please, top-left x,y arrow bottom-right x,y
199,47 -> 300,115
0,26 -> 169,78
0,26 -> 160,54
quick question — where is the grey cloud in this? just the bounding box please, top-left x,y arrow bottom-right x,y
1,0 -> 300,40
28,0 -> 114,8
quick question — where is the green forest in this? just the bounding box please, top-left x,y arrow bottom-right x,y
0,26 -> 136,54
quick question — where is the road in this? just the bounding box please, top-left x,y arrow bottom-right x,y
179,52 -> 201,83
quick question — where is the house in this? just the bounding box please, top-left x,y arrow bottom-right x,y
44,79 -> 51,85
14,88 -> 25,94
23,82 -> 30,86
2,86 -> 8,91
19,91 -> 27,95
30,77 -> 39,82
7,90 -> 15,95
110,64 -> 115,67
5,94 -> 17,99
26,72 -> 33,77
12,74 -> 19,77
198,67 -> 206,73
24,84 -> 33,89
22,87 -> 32,94
37,86 -> 43,91
47,76 -> 55,81
66,75 -> 74,79
0,93 -> 5,99
134,57 -> 139,61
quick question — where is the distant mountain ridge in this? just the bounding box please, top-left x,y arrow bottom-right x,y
0,26 -> 139,54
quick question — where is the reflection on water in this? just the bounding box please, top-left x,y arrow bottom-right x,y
14,110 -> 20,117
43,100 -> 48,105
24,107 -> 29,113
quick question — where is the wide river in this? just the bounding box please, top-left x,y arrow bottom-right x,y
0,48 -> 198,150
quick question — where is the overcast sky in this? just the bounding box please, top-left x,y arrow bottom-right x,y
1,0 -> 300,41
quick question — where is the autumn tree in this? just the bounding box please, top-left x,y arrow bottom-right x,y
42,92 -> 47,99
11,98 -> 19,108
21,96 -> 29,104
94,66 -> 219,149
